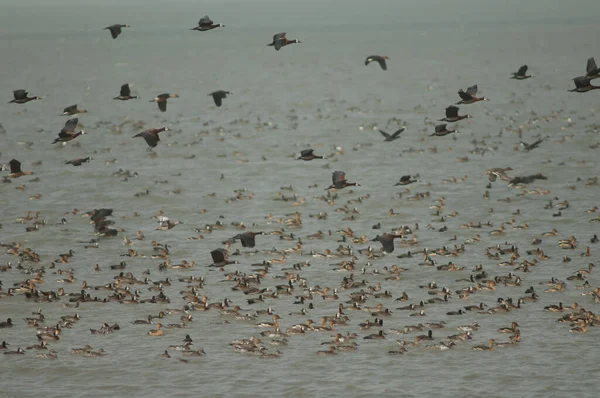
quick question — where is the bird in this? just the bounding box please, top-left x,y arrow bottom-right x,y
267,32 -> 301,51
233,231 -> 265,248
365,55 -> 389,70
210,248 -> 237,267
371,234 -> 403,253
150,94 -> 179,112
7,159 -> 34,178
133,128 -> 168,148
209,91 -> 231,107
508,174 -> 547,187
484,167 -> 514,182
8,89 -> 41,104
569,76 -> 599,93
439,106 -> 472,122
456,85 -> 489,104
104,24 -> 129,39
297,149 -> 325,161
585,57 -> 599,79
394,175 -> 417,186
52,118 -> 85,144
62,105 -> 87,115
378,127 -> 405,142
430,124 -> 457,137
326,171 -> 360,190
65,157 -> 91,166
520,139 -> 543,152
191,16 -> 224,31
113,84 -> 138,100
511,65 -> 532,80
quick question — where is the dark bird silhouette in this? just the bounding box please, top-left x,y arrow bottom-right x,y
52,118 -> 85,144
65,157 -> 91,166
133,127 -> 168,148
372,234 -> 403,253
62,105 -> 87,115
511,65 -> 532,80
326,171 -> 360,190
395,175 -> 417,186
569,76 -> 599,93
209,91 -> 231,107
365,55 -> 389,70
233,231 -> 265,248
7,159 -> 34,178
378,127 -> 405,142
585,57 -> 599,80
520,139 -> 543,152
439,106 -> 472,122
192,16 -> 224,31
8,89 -> 41,104
484,167 -> 514,182
267,32 -> 301,51
430,124 -> 457,137
104,24 -> 129,39
297,149 -> 325,161
210,249 -> 237,267
113,84 -> 138,100
508,174 -> 547,187
150,93 -> 179,112
456,85 -> 489,104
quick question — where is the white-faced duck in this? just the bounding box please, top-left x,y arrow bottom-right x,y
456,84 -> 489,104
209,248 -> 239,267
268,32 -> 301,51
62,104 -> 87,116
113,84 -> 138,100
8,89 -> 41,104
297,149 -> 325,161
65,157 -> 91,167
511,65 -> 532,80
52,118 -> 85,144
394,175 -> 417,186
133,127 -> 168,148
378,127 -> 405,142
430,124 -> 457,137
7,159 -> 33,178
484,167 -> 514,182
569,76 -> 600,93
371,234 -> 403,253
150,93 -> 179,112
519,139 -> 543,152
209,90 -> 231,107
192,15 -> 224,31
234,231 -> 265,248
439,105 -> 472,123
326,171 -> 360,190
104,24 -> 130,39
365,55 -> 389,70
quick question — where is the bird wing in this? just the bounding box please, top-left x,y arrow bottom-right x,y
445,106 -> 459,118
199,15 -> 213,26
457,90 -> 471,101
158,101 -> 167,112
144,132 -> 160,147
400,175 -> 412,182
573,76 -> 590,89
389,128 -> 405,139
212,94 -> 222,107
300,149 -> 314,157
587,57 -> 597,74
435,124 -> 447,133
120,84 -> 131,97
62,118 -> 79,134
528,139 -> 543,148
63,105 -> 77,113
9,159 -> 22,174
211,249 -> 226,264
517,65 -> 528,76
273,32 -> 286,51
378,130 -> 391,139
106,25 -> 120,39
332,171 -> 346,184
466,85 -> 478,96
13,89 -> 27,100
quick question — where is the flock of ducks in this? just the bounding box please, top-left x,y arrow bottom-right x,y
0,14 -> 598,365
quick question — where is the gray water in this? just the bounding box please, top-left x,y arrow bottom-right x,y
1,1 -> 599,397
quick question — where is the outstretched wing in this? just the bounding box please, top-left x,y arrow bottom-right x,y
120,84 -> 131,97
517,65 -> 528,76
9,159 -> 22,174
586,57 -> 598,74
158,101 -> 167,112
573,76 -> 591,89
445,106 -> 459,118
62,118 -> 79,134
300,149 -> 314,157
199,15 -> 213,27
211,248 -> 227,264
435,124 -> 447,133
378,130 -> 391,139
13,89 -> 27,100
466,85 -> 478,96
332,170 -> 346,185
389,127 -> 405,139
63,105 -> 77,114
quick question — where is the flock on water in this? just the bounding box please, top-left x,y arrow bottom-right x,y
0,14 -> 599,364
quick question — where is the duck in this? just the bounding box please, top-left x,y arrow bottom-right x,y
511,65 -> 532,80
52,118 -> 85,144
133,127 -> 168,148
414,330 -> 434,342
430,124 -> 457,137
7,159 -> 34,178
498,322 -> 519,333
8,89 -> 41,104
439,105 -> 472,122
0,318 -> 13,328
3,347 -> 25,355
456,84 -> 489,104
472,339 -> 495,351
257,315 -> 281,328
113,84 -> 138,100
326,170 -> 360,190
268,32 -> 301,51
297,149 -> 325,161
363,330 -> 386,340
378,127 -> 405,142
192,15 -> 224,31
147,323 -> 164,336
365,55 -> 389,70
150,93 -> 179,112
569,76 -> 599,93
208,90 -> 230,107
65,157 -> 91,166
104,24 -> 129,39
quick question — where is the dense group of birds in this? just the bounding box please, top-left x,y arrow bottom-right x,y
0,16 -> 599,364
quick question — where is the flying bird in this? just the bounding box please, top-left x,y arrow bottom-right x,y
569,76 -> 599,93
297,149 -> 325,161
483,167 -> 514,182
113,84 -> 138,100
8,89 -> 41,104
192,16 -> 224,31
267,32 -> 301,51
395,175 -> 417,186
104,24 -> 129,39
209,90 -> 231,107
62,105 -> 87,115
456,85 -> 489,104
585,57 -> 599,79
65,157 -> 91,166
133,127 -> 168,148
7,159 -> 34,178
365,55 -> 389,70
378,127 -> 405,142
150,93 -> 179,112
233,231 -> 265,248
520,139 -> 543,152
326,171 -> 360,190
371,234 -> 403,253
52,118 -> 85,144
439,106 -> 472,122
430,124 -> 457,137
511,65 -> 532,80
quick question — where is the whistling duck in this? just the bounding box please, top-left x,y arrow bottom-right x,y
62,105 -> 87,115
378,127 -> 405,142
585,57 -> 599,79
150,93 -> 179,112
430,124 -> 457,137
234,231 -> 265,248
133,127 -> 168,148
268,32 -> 301,51
104,24 -> 129,39
483,167 -> 513,182
439,105 -> 472,122
472,339 -> 495,351
569,76 -> 600,93
371,234 -> 403,253
456,85 -> 489,104
7,159 -> 33,178
394,175 -> 417,186
52,118 -> 84,144
365,55 -> 389,70
209,90 -> 231,107
498,322 -> 519,333
192,16 -> 224,31
210,248 -> 238,267
297,149 -> 325,161
8,89 -> 41,104
113,84 -> 138,100
511,65 -> 532,80
326,171 -> 360,190
519,139 -> 543,152
65,157 -> 91,166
